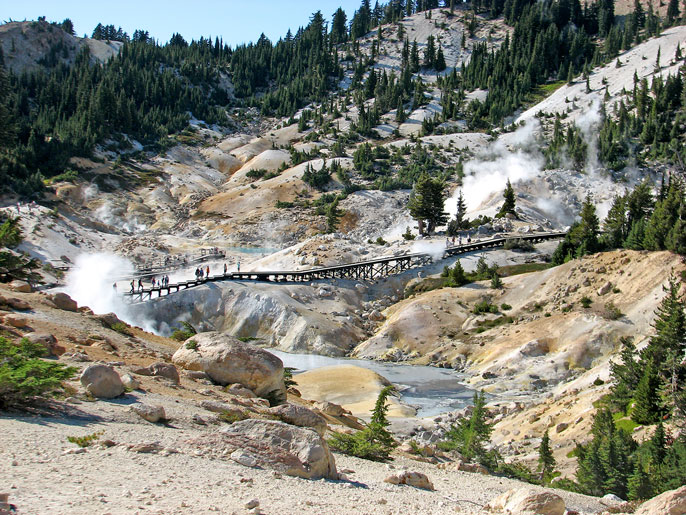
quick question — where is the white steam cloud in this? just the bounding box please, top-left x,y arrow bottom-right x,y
446,119 -> 544,215
575,97 -> 603,173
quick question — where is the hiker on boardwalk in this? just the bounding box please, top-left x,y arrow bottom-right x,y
138,278 -> 143,291
130,280 -> 135,293
224,263 -> 227,275
112,282 -> 117,292
237,261 -> 240,273
206,265 -> 210,278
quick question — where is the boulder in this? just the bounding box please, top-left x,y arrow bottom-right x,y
3,314 -> 28,328
314,401 -> 349,417
48,292 -> 78,312
80,364 -> 124,398
368,310 -> 385,322
120,373 -> 140,390
485,488 -> 565,515
519,339 -> 549,357
24,332 -> 64,356
132,362 -> 180,384
597,281 -> 612,296
188,419 -> 337,480
95,312 -> 124,329
4,297 -> 30,311
8,280 -> 31,293
269,403 -> 328,436
172,332 -> 284,397
634,485 -> 686,515
131,403 -> 166,423
384,471 -> 434,491
225,384 -> 256,398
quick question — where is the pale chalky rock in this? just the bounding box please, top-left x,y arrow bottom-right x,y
188,419 -> 337,480
384,471 -> 434,491
48,292 -> 78,312
80,364 -> 124,398
225,383 -> 256,398
485,488 -> 565,515
269,403 -> 328,436
172,332 -> 284,397
131,403 -> 165,423
634,485 -> 686,515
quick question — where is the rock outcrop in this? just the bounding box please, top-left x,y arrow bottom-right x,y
634,485 -> 686,515
384,470 -> 434,491
268,403 -> 328,436
172,332 -> 284,397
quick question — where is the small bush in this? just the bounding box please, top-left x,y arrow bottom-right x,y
402,227 -> 415,241
580,296 -> 593,308
0,337 -> 77,408
500,303 -> 512,311
284,367 -> 298,388
218,411 -> 245,424
604,301 -> 623,320
67,431 -> 103,448
473,300 -> 498,315
110,322 -> 133,336
185,339 -> 198,350
375,236 -> 387,245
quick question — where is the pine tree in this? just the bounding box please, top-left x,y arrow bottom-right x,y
538,429 -> 557,483
667,0 -> 680,25
449,260 -> 468,286
496,179 -> 517,218
435,44 -> 446,72
631,362 -> 662,425
628,458 -> 654,500
326,198 -> 342,233
407,173 -> 448,234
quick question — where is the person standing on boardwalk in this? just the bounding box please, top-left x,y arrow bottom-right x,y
206,265 -> 210,278
224,263 -> 227,275
130,280 -> 135,293
237,261 -> 240,273
138,278 -> 143,291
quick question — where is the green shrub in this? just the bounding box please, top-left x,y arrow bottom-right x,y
185,339 -> 198,350
501,303 -> 512,311
375,236 -> 387,245
0,337 -> 77,408
67,431 -> 103,448
283,367 -> 298,388
604,301 -> 623,320
473,300 -> 498,314
218,411 -> 246,424
110,322 -> 133,336
172,322 -> 197,342
402,227 -> 415,241
580,296 -> 593,308
328,385 -> 398,461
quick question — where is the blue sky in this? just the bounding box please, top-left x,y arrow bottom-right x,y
2,1 -> 364,46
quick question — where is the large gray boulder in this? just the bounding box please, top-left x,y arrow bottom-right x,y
172,332 -> 284,397
634,485 -> 686,515
188,419 -> 337,480
80,364 -> 124,398
48,292 -> 78,312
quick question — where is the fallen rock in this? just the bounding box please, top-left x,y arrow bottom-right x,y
48,292 -> 78,312
94,312 -> 125,329
189,419 -> 337,480
485,488 -> 565,515
597,282 -> 612,296
269,403 -> 328,436
120,373 -> 140,390
634,485 -> 686,515
314,401 -> 349,417
24,332 -> 64,356
368,309 -> 385,321
3,314 -> 28,328
225,384 -> 256,398
128,442 -> 164,453
80,364 -> 124,398
132,362 -> 180,384
172,332 -> 284,397
8,280 -> 31,293
384,470 -> 434,491
4,297 -> 30,310
131,404 -> 166,423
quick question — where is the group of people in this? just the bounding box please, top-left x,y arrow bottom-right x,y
445,235 -> 471,247
128,275 -> 170,292
14,200 -> 38,215
195,266 -> 210,280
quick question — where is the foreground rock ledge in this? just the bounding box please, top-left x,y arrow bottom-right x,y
172,332 -> 285,397
186,419 -> 337,480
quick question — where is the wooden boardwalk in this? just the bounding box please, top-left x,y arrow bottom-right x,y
122,232 -> 566,303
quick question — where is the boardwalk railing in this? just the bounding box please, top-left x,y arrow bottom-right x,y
122,232 -> 566,303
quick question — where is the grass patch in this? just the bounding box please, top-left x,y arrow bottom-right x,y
110,322 -> 133,336
475,316 -> 514,333
613,412 -> 639,433
67,431 -> 104,448
498,263 -> 551,276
